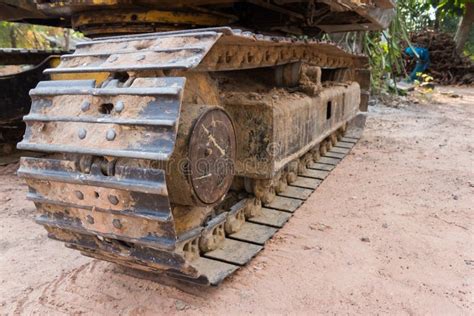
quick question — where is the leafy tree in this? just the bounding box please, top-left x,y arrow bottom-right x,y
430,0 -> 474,54
453,2 -> 474,54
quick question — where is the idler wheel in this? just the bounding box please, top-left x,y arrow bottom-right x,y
167,106 -> 236,206
189,108 -> 236,205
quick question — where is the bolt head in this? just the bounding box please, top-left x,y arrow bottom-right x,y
81,101 -> 90,112
106,129 -> 116,141
86,215 -> 94,224
112,218 -> 122,229
108,195 -> 119,205
75,191 -> 84,200
78,128 -> 87,139
115,101 -> 124,113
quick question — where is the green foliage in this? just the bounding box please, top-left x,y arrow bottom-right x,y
364,0 -> 473,93
363,1 -> 417,93
397,0 -> 434,30
0,22 -> 78,49
432,0 -> 474,57
432,0 -> 467,18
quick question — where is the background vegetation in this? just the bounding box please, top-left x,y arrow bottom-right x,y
0,21 -> 81,50
327,0 -> 472,92
358,0 -> 473,92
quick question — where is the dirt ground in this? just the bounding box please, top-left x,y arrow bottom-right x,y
1,86 -> 473,315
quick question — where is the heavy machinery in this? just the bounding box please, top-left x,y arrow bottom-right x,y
1,1 -> 395,285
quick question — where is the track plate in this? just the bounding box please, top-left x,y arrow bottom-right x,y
248,208 -> 292,228
204,239 -> 262,266
278,186 -> 313,200
229,222 -> 278,245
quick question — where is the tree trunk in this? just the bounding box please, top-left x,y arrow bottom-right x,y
434,6 -> 441,31
9,26 -> 16,48
64,28 -> 71,51
454,2 -> 474,54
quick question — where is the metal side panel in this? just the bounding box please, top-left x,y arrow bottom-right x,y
18,77 -> 185,161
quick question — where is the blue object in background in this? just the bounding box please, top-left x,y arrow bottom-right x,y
405,47 -> 430,82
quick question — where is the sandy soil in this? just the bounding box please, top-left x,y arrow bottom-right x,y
0,87 -> 473,315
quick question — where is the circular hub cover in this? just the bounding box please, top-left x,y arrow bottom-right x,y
189,108 -> 236,205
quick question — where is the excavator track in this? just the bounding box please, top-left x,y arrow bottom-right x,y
18,27 -> 368,285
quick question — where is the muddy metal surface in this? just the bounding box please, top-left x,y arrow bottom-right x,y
1,86 -> 473,314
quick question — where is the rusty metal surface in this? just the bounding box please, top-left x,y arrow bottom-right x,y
317,1 -> 396,32
224,82 -> 361,180
0,0 -> 47,21
18,77 -> 185,160
17,28 -> 369,285
0,0 -> 395,36
18,157 -> 176,249
45,30 -> 224,74
44,27 -> 368,75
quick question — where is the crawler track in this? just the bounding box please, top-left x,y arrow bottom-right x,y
18,27 -> 367,285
